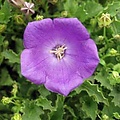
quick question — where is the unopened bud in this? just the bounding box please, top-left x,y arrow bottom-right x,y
14,15 -> 24,24
109,48 -> 117,55
114,34 -> 120,39
61,11 -> 68,17
102,114 -> 109,120
98,35 -> 104,41
1,96 -> 12,105
35,15 -> 43,21
98,13 -> 112,27
11,113 -> 22,120
0,24 -> 6,33
11,84 -> 18,96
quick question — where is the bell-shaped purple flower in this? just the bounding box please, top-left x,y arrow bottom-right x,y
21,18 -> 99,96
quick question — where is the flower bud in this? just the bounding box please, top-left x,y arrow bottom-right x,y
98,13 -> 112,27
112,71 -> 119,79
0,24 -> 6,33
11,83 -> 18,96
1,96 -> 12,105
35,15 -> 43,21
109,48 -> 117,55
61,11 -> 68,17
14,15 -> 24,24
98,35 -> 104,41
11,113 -> 22,120
102,114 -> 109,120
114,34 -> 120,39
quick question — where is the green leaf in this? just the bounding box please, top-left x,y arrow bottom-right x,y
0,1 -> 11,23
64,0 -> 78,17
49,95 -> 64,120
111,21 -> 120,35
76,81 -> 108,105
113,63 -> 120,73
22,100 -> 44,120
102,102 -> 120,119
85,1 -> 103,19
0,68 -> 14,86
95,72 -> 112,90
81,96 -> 97,120
113,112 -> 120,119
109,85 -> 120,107
105,2 -> 120,17
2,49 -> 20,63
0,35 -> 4,46
36,96 -> 54,111
64,105 -> 77,118
75,5 -> 87,22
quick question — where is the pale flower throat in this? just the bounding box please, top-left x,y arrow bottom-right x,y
50,44 -> 67,60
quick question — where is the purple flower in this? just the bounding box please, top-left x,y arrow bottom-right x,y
21,18 -> 99,96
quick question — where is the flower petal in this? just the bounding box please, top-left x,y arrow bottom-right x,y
66,39 -> 99,79
23,18 -> 54,48
53,18 -> 90,42
21,47 -> 49,84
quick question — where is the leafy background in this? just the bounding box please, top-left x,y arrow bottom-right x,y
0,0 -> 120,120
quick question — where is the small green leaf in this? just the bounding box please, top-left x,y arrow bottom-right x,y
102,102 -> 120,119
0,35 -> 5,46
64,0 -> 78,17
2,49 -> 20,63
49,95 -> 64,120
111,21 -> 120,35
105,2 -> 120,17
113,63 -> 120,73
22,100 -> 44,120
0,68 -> 14,86
0,1 -> 11,23
76,81 -> 108,105
95,72 -> 112,90
85,1 -> 103,19
75,6 -> 87,22
113,112 -> 120,119
64,105 -> 77,118
109,85 -> 120,107
36,96 -> 54,111
81,96 -> 97,120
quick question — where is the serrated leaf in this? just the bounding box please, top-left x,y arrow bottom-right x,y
36,96 -> 54,111
76,81 -> 108,105
81,96 -> 97,120
109,86 -> 120,107
105,2 -> 120,17
2,49 -> 20,63
0,68 -> 14,86
64,105 -> 77,118
111,21 -> 120,35
75,5 -> 87,22
49,95 -> 64,120
85,1 -> 103,19
22,100 -> 44,120
102,102 -> 120,119
94,72 -> 112,90
64,0 -> 78,17
0,1 -> 11,23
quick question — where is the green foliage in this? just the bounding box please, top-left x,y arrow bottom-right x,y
0,0 -> 120,120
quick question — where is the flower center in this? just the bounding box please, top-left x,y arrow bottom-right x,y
50,44 -> 67,60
